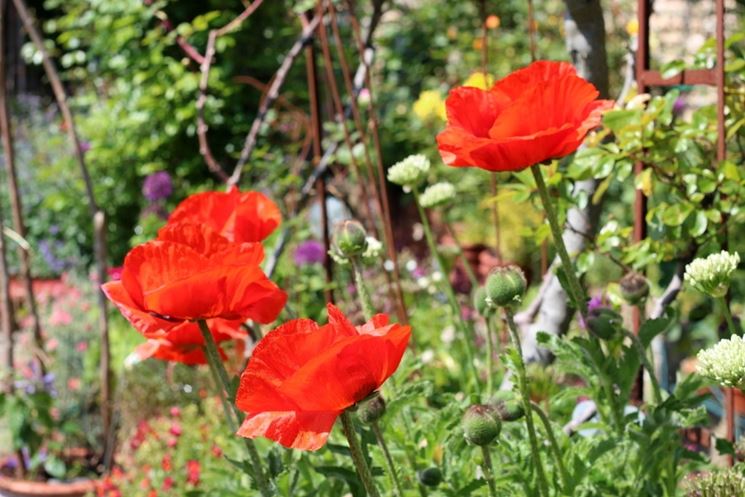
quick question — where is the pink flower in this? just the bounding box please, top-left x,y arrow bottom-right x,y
169,423 -> 182,437
67,377 -> 81,391
46,337 -> 59,351
186,460 -> 200,486
162,477 -> 174,491
169,406 -> 181,418
76,341 -> 89,352
49,307 -> 73,326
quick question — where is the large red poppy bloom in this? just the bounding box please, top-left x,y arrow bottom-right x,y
235,304 -> 411,451
132,319 -> 246,366
102,223 -> 287,338
168,187 -> 281,243
436,60 -> 614,172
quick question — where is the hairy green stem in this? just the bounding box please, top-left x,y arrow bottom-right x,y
352,257 -> 375,321
504,310 -> 549,497
624,331 -> 662,404
719,297 -> 739,336
340,411 -> 381,497
531,402 -> 570,493
444,219 -> 479,288
198,320 -> 272,497
372,421 -> 404,497
485,315 -> 497,396
481,446 -> 498,497
413,188 -> 480,391
530,164 -> 587,319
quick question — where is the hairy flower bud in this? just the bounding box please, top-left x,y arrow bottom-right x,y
387,154 -> 430,188
472,286 -> 492,318
684,250 -> 740,298
696,335 -> 745,389
357,393 -> 386,424
462,405 -> 501,446
489,390 -> 525,422
484,265 -> 526,308
619,272 -> 649,305
332,220 -> 368,258
419,182 -> 456,209
418,467 -> 443,487
585,307 -> 622,340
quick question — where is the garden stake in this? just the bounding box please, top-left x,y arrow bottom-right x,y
531,402 -> 570,493
197,320 -> 273,497
413,188 -> 481,391
371,421 -> 404,497
530,164 -> 588,319
340,410 -> 382,497
504,309 -> 550,497
480,446 -> 498,497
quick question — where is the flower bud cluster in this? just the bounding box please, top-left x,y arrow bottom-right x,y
684,250 -> 740,298
696,334 -> 745,389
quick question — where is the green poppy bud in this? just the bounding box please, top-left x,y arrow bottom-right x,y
332,220 -> 368,258
619,272 -> 649,305
586,307 -> 622,340
357,392 -> 386,424
484,265 -> 527,308
418,467 -> 443,487
472,286 -> 492,317
489,390 -> 525,421
462,404 -> 501,446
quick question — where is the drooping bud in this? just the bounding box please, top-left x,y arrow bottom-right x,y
484,265 -> 526,309
462,405 -> 501,446
488,390 -> 525,422
619,272 -> 650,305
357,392 -> 386,424
585,307 -> 622,340
417,467 -> 443,487
472,286 -> 492,318
332,220 -> 368,258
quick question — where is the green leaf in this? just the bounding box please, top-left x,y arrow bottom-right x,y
639,311 -> 674,348
43,456 -> 67,479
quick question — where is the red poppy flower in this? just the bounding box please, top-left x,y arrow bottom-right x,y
168,187 -> 281,243
133,319 -> 246,365
235,304 -> 411,451
436,60 -> 614,172
102,223 -> 286,338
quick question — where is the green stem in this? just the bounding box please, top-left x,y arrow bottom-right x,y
480,446 -> 498,497
530,164 -> 587,320
444,219 -> 479,289
372,421 -> 404,497
719,297 -> 739,335
531,402 -> 570,493
586,335 -> 624,433
485,315 -> 496,396
198,320 -> 272,497
413,188 -> 480,391
504,310 -> 549,497
352,257 -> 375,321
340,410 -> 381,497
624,331 -> 662,404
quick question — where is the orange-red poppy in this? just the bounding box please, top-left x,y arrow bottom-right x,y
133,319 -> 245,366
235,304 -> 411,451
436,60 -> 614,172
168,187 -> 281,243
102,223 -> 286,338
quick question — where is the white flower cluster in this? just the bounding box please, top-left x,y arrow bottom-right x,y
419,182 -> 456,208
696,334 -> 745,389
329,236 -> 383,266
684,250 -> 740,298
387,154 -> 430,189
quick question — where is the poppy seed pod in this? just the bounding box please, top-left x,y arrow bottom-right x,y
462,405 -> 501,446
619,272 -> 649,305
485,265 -> 527,308
472,286 -> 492,317
357,393 -> 386,424
418,467 -> 443,487
586,307 -> 622,340
489,390 -> 525,422
332,220 -> 368,258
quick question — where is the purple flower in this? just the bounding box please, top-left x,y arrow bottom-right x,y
142,171 -> 173,202
672,97 -> 686,117
79,141 -> 91,154
293,240 -> 325,266
587,295 -> 605,312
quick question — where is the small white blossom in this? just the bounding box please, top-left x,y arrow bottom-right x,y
387,154 -> 430,187
419,181 -> 456,208
685,250 -> 740,298
697,335 -> 745,389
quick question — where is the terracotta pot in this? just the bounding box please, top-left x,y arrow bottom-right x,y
0,476 -> 95,497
